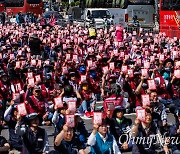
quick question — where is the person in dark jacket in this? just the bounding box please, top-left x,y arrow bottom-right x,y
4,100 -> 23,152
15,112 -> 49,154
131,108 -> 169,154
165,109 -> 180,154
29,34 -> 42,59
106,106 -> 132,152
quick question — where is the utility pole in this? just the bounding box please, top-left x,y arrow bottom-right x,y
154,0 -> 159,32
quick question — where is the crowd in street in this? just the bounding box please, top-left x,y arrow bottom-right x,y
0,18 -> 179,154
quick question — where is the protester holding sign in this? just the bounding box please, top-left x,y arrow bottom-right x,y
15,113 -> 49,154
87,119 -> 121,154
54,124 -> 86,154
106,106 -> 132,152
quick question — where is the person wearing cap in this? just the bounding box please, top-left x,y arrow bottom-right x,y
87,119 -> 121,154
88,22 -> 96,39
4,100 -> 23,153
106,106 -> 132,152
15,113 -> 49,154
79,80 -> 95,117
53,124 -> 86,154
26,85 -> 50,124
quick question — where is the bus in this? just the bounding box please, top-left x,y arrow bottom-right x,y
81,0 -> 155,28
5,0 -> 44,16
0,0 -> 5,12
160,0 -> 180,38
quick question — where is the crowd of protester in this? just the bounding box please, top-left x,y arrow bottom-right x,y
0,17 -> 178,154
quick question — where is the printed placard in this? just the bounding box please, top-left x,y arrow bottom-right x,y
103,66 -> 109,74
54,97 -> 63,108
87,60 -> 93,67
62,67 -> 68,73
141,69 -> 149,78
31,59 -> 36,66
136,59 -> 141,66
73,54 -> 78,61
120,52 -> 124,58
175,61 -> 180,68
0,53 -> 2,59
109,62 -> 115,70
65,114 -> 75,128
28,78 -> 35,87
127,69 -> 134,78
27,72 -> 33,79
125,55 -> 129,60
12,93 -> 20,101
16,61 -> 20,68
17,103 -> 27,116
66,54 -> 71,60
121,65 -> 128,73
147,79 -> 157,90
144,61 -> 150,69
136,109 -> 146,122
21,61 -> 26,66
106,102 -> 115,110
150,56 -> 155,63
141,94 -> 150,106
10,54 -> 14,60
35,75 -> 41,82
15,83 -> 22,92
68,100 -> 76,113
159,54 -> 165,61
81,75 -> 86,82
63,44 -> 66,50
93,112 -> 103,125
37,60 -> 42,67
174,70 -> 180,78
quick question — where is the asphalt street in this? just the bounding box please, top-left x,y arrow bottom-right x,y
1,101 -> 175,153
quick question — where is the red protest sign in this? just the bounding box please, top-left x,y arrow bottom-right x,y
68,100 -> 76,113
16,61 -> 21,68
81,75 -> 86,82
93,112 -> 103,125
65,114 -> 75,128
136,109 -> 146,122
127,69 -> 134,78
121,65 -> 128,73
12,93 -> 20,101
103,66 -> 109,74
31,59 -> 36,66
15,83 -> 22,92
174,70 -> 180,79
141,94 -> 150,106
27,72 -> 33,79
54,97 -> 63,108
35,75 -> 41,82
109,62 -> 115,70
147,79 -> 157,90
87,60 -> 93,67
17,103 -> 27,116
141,69 -> 149,78
28,78 -> 35,87
66,54 -> 71,60
144,61 -> 150,69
